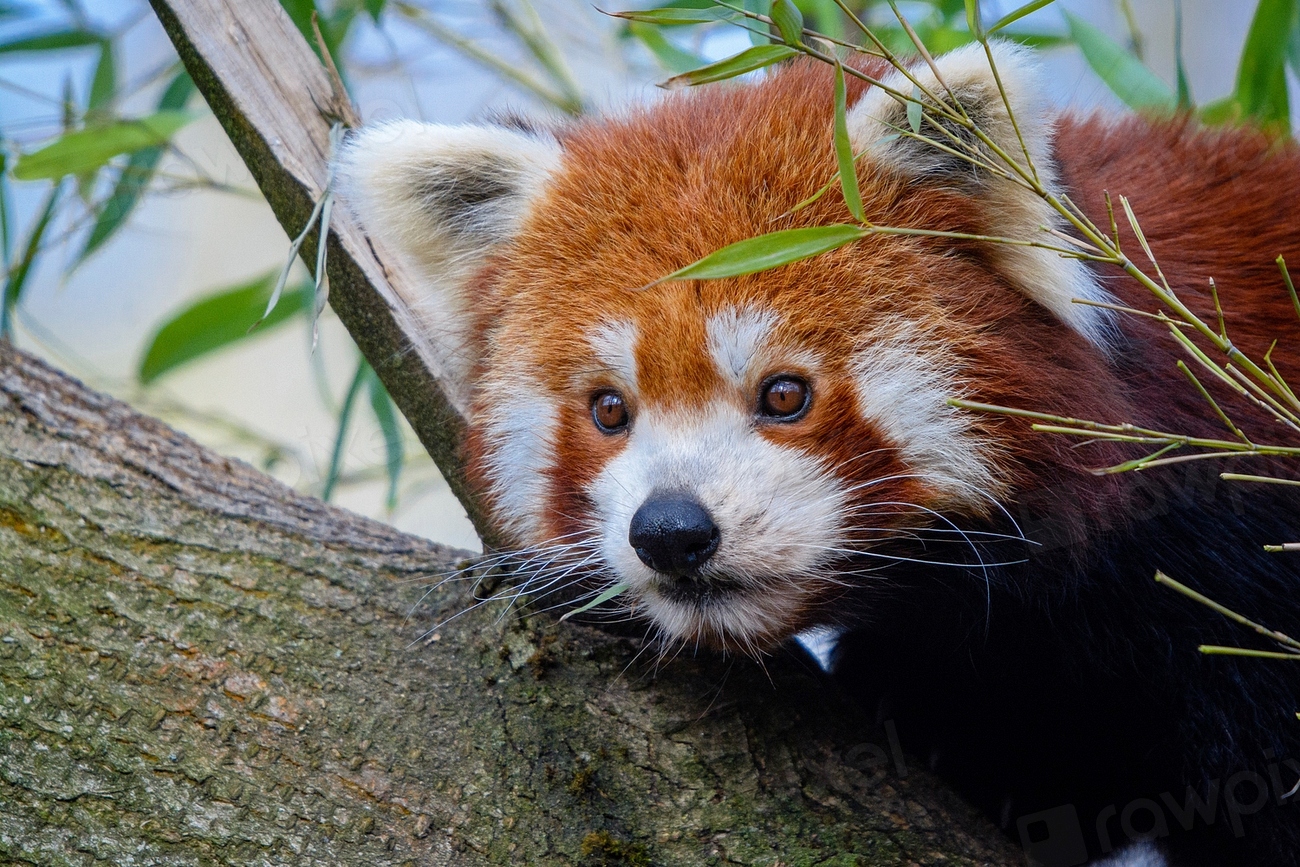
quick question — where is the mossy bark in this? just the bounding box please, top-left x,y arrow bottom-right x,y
0,347 -> 1022,865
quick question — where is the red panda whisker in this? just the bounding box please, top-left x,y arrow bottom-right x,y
517,565 -> 613,611
834,517 -> 1027,544
410,530 -> 601,586
408,539 -> 608,642
502,552 -> 607,605
779,541 -> 1026,571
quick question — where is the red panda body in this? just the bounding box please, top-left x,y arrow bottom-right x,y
338,44 -> 1300,867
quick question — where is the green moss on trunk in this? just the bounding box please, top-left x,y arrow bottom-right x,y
0,347 -> 1019,865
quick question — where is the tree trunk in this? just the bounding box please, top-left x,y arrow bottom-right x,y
0,346 -> 1021,865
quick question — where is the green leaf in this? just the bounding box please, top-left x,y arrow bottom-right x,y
770,0 -> 804,45
659,44 -> 798,89
88,39 -> 114,112
1063,11 -> 1175,113
75,72 -> 195,267
964,0 -> 981,39
1,183 -> 60,340
279,0 -> 346,62
832,61 -> 864,223
1234,0 -> 1294,125
745,0 -> 772,45
0,28 -> 100,54
1006,32 -> 1071,49
137,273 -> 311,385
627,21 -> 708,74
14,110 -> 198,181
363,0 -> 385,22
1288,0 -> 1300,74
987,0 -> 1056,34
322,358 -> 369,502
367,373 -> 404,510
156,67 -> 197,112
60,72 -> 75,130
560,583 -> 631,621
1173,0 -> 1193,110
279,0 -> 319,48
0,148 -> 10,268
660,224 -> 867,282
610,7 -> 741,26
798,0 -> 843,41
1198,95 -> 1240,125
906,84 -> 923,133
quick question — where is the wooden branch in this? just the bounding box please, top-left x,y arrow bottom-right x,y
0,343 -> 1019,865
147,0 -> 501,546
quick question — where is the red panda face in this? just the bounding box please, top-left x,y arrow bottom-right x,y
336,42 -> 1121,652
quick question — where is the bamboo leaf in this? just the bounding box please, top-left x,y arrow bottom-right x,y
367,372 -> 404,511
770,0 -> 804,45
987,0 -> 1056,34
609,7 -> 741,26
1063,11 -> 1175,113
1198,95 -> 1240,125
626,21 -> 708,74
832,62 -> 865,223
75,71 -> 195,267
1234,0 -> 1294,126
906,84 -> 923,133
14,110 -> 198,180
964,0 -> 982,39
560,583 -> 631,621
322,359 -> 369,502
659,224 -> 867,282
0,28 -> 101,53
88,39 -> 115,112
137,273 -> 312,384
1,184 -> 60,340
745,0 -> 773,45
1288,0 -> 1300,73
802,0 -> 843,41
0,148 -> 10,267
1173,0 -> 1193,109
659,44 -> 798,89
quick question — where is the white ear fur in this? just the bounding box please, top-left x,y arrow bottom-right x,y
846,41 -> 1113,348
334,121 -> 562,409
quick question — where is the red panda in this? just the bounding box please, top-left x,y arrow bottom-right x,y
336,42 -> 1300,867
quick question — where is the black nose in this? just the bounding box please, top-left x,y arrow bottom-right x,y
629,496 -> 720,575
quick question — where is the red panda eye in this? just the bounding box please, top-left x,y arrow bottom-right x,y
759,376 -> 810,420
592,391 -> 630,433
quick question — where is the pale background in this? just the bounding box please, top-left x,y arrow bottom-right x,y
0,1 -> 1277,553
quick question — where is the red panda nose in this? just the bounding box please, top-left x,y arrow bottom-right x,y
628,496 -> 720,576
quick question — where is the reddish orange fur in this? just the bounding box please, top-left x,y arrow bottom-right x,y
464,61 -> 1300,563
438,62 -> 1300,862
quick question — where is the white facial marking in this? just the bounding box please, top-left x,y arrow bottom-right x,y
478,363 -> 558,542
586,319 -> 639,390
334,120 -> 563,412
587,404 -> 847,648
706,306 -> 778,386
846,40 -> 1115,349
850,318 -> 1005,509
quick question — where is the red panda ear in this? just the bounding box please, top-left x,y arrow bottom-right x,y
847,41 -> 1114,348
334,121 -> 562,409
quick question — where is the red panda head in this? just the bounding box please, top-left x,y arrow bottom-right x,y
336,42 -> 1123,652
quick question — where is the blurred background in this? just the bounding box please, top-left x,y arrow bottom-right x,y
0,0 -> 1292,553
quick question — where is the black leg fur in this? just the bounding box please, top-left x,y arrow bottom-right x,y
831,466 -> 1300,866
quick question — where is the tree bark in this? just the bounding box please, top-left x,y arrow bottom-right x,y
0,346 -> 1021,864
146,0 -> 499,544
